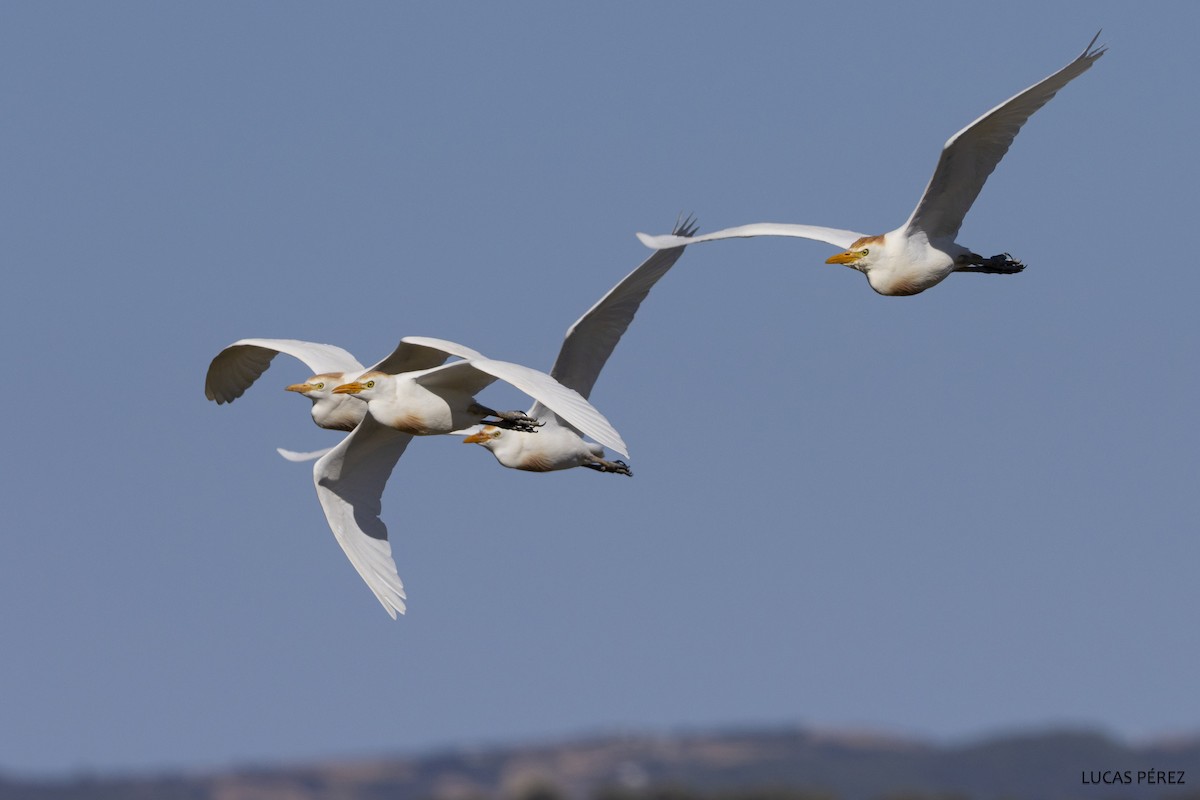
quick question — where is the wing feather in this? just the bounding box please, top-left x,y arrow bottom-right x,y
277,446 -> 335,462
637,222 -> 865,252
903,32 -> 1106,240
367,336 -> 485,376
527,216 -> 699,425
312,416 -> 412,618
205,338 -> 364,404
416,358 -> 628,458
408,358 -> 500,397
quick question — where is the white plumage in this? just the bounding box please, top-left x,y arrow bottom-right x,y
320,340 -> 627,616
460,216 -> 698,476
637,34 -> 1106,296
204,336 -> 457,439
208,333 -> 623,617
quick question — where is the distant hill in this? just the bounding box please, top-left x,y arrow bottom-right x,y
3,727 -> 1199,800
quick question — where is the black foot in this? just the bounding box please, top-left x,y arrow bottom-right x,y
584,459 -> 632,477
490,409 -> 543,433
961,252 -> 1025,275
468,403 -> 543,432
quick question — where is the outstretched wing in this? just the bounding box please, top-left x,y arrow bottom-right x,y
636,222 -> 865,252
277,446 -> 335,462
527,216 -> 699,426
205,338 -> 364,404
415,358 -> 629,458
903,32 -> 1106,241
313,415 -> 413,618
367,336 -> 486,376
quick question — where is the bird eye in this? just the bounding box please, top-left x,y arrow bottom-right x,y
315,382 -> 324,390
860,248 -> 870,256
365,380 -> 375,388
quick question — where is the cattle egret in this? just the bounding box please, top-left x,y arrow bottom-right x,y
318,338 -> 627,616
460,216 -> 700,476
637,34 -> 1105,296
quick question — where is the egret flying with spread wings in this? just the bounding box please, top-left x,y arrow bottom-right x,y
204,337 -> 460,458
321,337 -> 627,617
206,338 -> 368,431
637,34 -> 1105,296
208,334 -> 626,618
460,216 -> 700,476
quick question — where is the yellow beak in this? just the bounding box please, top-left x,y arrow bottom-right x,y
462,432 -> 489,444
331,382 -> 365,395
825,251 -> 860,265
285,383 -> 314,393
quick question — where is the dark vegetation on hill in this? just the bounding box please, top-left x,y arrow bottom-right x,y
3,727 -> 1198,800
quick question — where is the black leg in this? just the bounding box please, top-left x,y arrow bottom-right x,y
959,252 -> 1025,274
583,459 -> 632,477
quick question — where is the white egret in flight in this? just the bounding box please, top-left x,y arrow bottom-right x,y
208,334 -> 626,618
323,341 -> 627,616
637,34 -> 1105,296
459,216 -> 700,476
204,337 -> 457,458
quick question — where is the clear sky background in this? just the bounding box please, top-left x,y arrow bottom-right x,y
3,0 -> 1196,778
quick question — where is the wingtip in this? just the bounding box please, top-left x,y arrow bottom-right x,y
638,216 -> 699,249
610,436 -> 630,460
380,594 -> 407,619
276,446 -> 332,462
637,231 -> 687,250
673,212 -> 699,238
635,231 -> 660,249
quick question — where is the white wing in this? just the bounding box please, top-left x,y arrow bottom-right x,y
903,32 -> 1106,241
205,338 -> 364,404
313,415 -> 413,618
637,222 -> 865,252
416,358 -> 629,458
527,216 -> 699,426
277,446 -> 335,462
366,336 -> 485,376
398,336 -> 486,362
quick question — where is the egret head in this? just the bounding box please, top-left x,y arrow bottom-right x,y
462,425 -> 502,449
285,373 -> 342,398
826,235 -> 883,272
331,370 -> 388,401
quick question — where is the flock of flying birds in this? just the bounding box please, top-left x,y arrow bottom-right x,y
205,34 -> 1106,619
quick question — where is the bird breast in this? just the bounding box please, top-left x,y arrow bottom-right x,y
507,449 -> 567,472
312,397 -> 365,431
489,428 -> 594,472
371,381 -> 470,436
867,236 -> 956,296
867,271 -> 943,297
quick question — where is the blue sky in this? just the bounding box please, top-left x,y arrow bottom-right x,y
3,1 -> 1197,777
